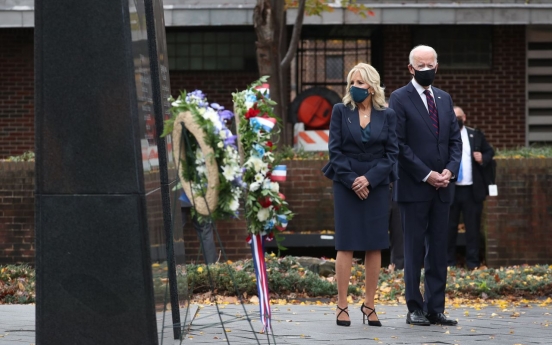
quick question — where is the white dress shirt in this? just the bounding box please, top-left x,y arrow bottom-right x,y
411,78 -> 437,182
412,78 -> 436,113
456,126 -> 473,186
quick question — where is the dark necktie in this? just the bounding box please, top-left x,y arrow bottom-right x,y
423,89 -> 439,136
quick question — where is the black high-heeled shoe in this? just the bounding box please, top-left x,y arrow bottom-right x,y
360,304 -> 382,327
336,305 -> 351,327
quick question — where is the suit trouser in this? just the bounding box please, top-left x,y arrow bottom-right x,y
447,185 -> 483,269
181,207 -> 218,264
399,195 -> 450,314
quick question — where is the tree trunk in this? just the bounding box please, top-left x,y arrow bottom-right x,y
254,0 -> 273,77
254,0 -> 307,147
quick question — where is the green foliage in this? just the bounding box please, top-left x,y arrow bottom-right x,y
445,265 -> 552,298
495,145 -> 552,158
275,146 -> 329,161
151,260 -> 552,302
0,264 -> 35,304
285,0 -> 374,18
232,77 -> 293,240
161,90 -> 243,222
3,151 -> 35,162
4,261 -> 552,304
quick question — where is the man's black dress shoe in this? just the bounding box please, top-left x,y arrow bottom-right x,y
406,310 -> 430,326
426,313 -> 458,326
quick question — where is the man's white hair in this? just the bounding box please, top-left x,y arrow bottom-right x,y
409,45 -> 438,65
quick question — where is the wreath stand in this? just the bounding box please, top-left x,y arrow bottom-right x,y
159,113 -> 277,344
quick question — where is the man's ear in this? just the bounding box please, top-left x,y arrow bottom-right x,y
408,64 -> 414,75
435,63 -> 439,74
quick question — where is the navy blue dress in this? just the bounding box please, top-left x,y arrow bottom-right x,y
322,104 -> 399,251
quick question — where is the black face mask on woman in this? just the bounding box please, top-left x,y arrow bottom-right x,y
412,68 -> 436,87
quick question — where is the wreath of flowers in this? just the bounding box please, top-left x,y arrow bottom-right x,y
232,77 -> 293,241
162,90 -> 244,220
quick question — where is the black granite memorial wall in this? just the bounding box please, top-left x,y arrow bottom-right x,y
35,0 -> 176,343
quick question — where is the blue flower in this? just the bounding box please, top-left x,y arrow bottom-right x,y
219,109 -> 234,121
251,120 -> 261,133
186,90 -> 208,108
263,219 -> 275,230
210,103 -> 223,111
253,144 -> 265,158
224,135 -> 238,147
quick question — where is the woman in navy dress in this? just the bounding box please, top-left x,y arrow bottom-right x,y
322,63 -> 398,327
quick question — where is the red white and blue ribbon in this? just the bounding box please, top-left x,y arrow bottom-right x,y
270,165 -> 287,182
250,117 -> 276,132
247,233 -> 272,332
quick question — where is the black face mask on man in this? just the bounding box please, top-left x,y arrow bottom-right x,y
457,119 -> 464,129
412,68 -> 436,87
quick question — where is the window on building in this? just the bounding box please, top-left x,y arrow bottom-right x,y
413,26 -> 492,69
325,55 -> 344,80
166,29 -> 257,71
296,39 -> 371,97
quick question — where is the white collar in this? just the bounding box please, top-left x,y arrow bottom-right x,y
412,78 -> 433,96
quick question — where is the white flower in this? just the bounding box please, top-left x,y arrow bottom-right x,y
233,188 -> 242,198
195,149 -> 204,162
229,199 -> 240,211
264,151 -> 275,162
217,141 -> 224,148
249,182 -> 261,192
197,165 -> 206,175
254,173 -> 264,183
202,108 -> 219,124
262,179 -> 271,190
171,100 -> 182,107
222,165 -> 237,181
257,208 -> 270,222
246,156 -> 264,172
270,182 -> 279,193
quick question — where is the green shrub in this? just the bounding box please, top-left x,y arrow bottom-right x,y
495,145 -> 552,158
0,264 -> 35,304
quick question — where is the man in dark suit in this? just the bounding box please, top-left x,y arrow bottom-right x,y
447,106 -> 495,270
388,45 -> 462,326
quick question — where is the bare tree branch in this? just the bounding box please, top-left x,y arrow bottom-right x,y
280,0 -> 306,70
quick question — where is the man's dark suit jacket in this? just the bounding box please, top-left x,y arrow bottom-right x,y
388,82 -> 462,203
452,126 -> 495,202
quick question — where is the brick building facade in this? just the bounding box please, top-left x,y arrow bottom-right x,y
0,29 -> 34,158
0,24 -> 531,158
382,25 -> 526,147
2,159 -> 551,267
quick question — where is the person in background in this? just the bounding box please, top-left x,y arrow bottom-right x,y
447,106 -> 495,270
388,182 -> 404,270
322,63 -> 398,327
180,191 -> 218,264
388,45 -> 462,326
385,100 -> 404,271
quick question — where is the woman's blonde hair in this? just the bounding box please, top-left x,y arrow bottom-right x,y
342,63 -> 386,111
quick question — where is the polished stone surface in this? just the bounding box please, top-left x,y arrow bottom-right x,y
35,195 -> 157,344
35,0 -> 165,343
